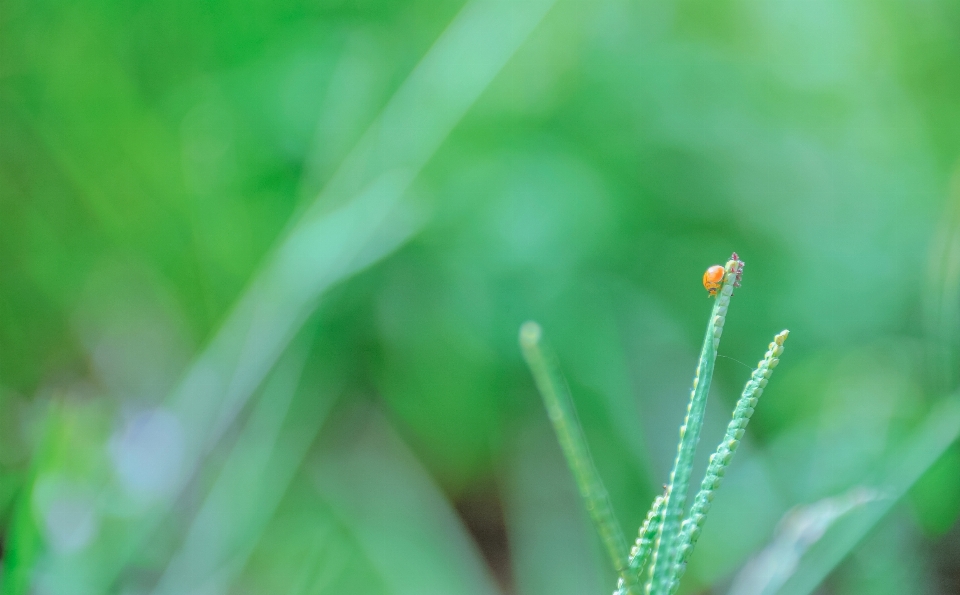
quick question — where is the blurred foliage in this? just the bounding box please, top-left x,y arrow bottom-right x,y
4,0 -> 960,593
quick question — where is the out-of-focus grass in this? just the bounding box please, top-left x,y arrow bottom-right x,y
4,0 -> 960,593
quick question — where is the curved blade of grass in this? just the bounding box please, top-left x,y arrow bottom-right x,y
727,487 -> 883,595
668,330 -> 790,593
0,0 -> 561,591
174,0 -> 559,475
519,322 -> 635,594
314,410 -> 504,595
647,256 -> 741,595
772,397 -> 960,595
150,332 -> 334,595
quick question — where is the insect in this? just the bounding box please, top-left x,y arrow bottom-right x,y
702,265 -> 725,297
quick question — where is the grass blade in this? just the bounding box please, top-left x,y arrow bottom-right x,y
519,322 -> 635,593
614,494 -> 666,595
315,410 -> 505,595
728,487 -> 883,595
150,334 -> 332,595
668,330 -> 790,592
772,397 -> 960,595
0,0 -> 563,591
648,255 -> 742,594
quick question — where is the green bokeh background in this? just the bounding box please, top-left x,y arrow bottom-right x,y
3,0 -> 960,593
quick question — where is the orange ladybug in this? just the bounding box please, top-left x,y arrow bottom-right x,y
702,265 -> 725,297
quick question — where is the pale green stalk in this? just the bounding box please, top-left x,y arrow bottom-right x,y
647,258 -> 741,595
519,322 -> 637,594
613,494 -> 665,595
667,330 -> 789,593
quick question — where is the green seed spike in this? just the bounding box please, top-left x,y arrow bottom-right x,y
647,256 -> 742,595
667,330 -> 790,593
519,322 -> 638,595
613,493 -> 666,595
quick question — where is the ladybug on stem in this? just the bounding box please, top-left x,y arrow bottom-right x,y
702,265 -> 725,297
703,252 -> 743,297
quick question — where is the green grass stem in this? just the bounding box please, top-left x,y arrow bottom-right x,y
614,493 -> 665,595
647,257 -> 741,595
519,321 -> 636,594
523,253 -> 794,595
667,330 -> 789,593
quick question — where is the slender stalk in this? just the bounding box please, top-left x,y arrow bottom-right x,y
519,322 -> 637,594
614,493 -> 666,595
668,330 -> 789,593
647,257 -> 742,594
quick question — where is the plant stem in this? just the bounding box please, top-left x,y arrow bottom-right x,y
668,330 -> 789,593
614,493 -> 666,595
519,321 -> 637,594
647,257 -> 741,594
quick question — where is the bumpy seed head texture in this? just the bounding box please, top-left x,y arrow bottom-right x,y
667,330 -> 789,593
522,252 -> 789,595
647,255 -> 743,595
614,494 -> 666,595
